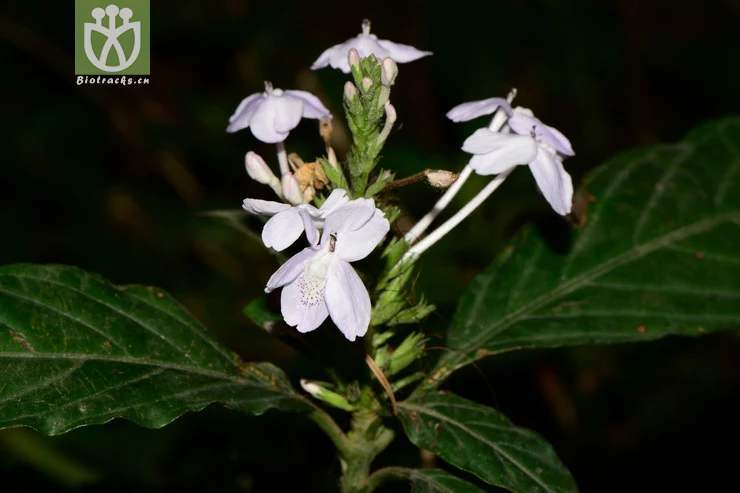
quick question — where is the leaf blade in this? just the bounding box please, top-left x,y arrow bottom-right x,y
429,118 -> 740,384
0,264 -> 307,435
399,392 -> 576,493
407,468 -> 487,493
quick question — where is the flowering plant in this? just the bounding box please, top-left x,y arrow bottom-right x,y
0,18 -> 738,493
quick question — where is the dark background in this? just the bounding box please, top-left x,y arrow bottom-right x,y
1,0 -> 739,491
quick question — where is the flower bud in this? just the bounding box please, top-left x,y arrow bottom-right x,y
281,173 -> 304,205
348,48 -> 361,70
378,102 -> 397,144
300,379 -> 356,411
361,77 -> 373,91
384,101 -> 397,123
425,169 -> 458,188
343,81 -> 358,102
244,151 -> 277,184
387,332 -> 426,375
381,58 -> 398,86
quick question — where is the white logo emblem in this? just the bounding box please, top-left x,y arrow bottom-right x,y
83,4 -> 141,72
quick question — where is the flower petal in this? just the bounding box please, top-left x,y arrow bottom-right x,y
508,112 -> 575,156
352,34 -> 392,60
285,90 -> 331,120
311,40 -> 358,73
540,123 -> 575,156
325,260 -> 371,341
318,188 -> 350,217
280,274 -> 329,333
272,95 -> 304,133
465,134 -> 538,175
335,209 -> 390,262
447,98 -> 513,122
265,247 -> 316,292
226,93 -> 264,133
321,199 -> 376,240
249,98 -> 290,143
528,147 -> 574,215
299,208 -> 319,246
262,208 -> 305,251
310,46 -> 334,70
242,198 -> 291,216
376,39 -> 432,63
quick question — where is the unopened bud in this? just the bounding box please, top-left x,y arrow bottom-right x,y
361,77 -> 373,91
387,332 -> 426,375
348,48 -> 361,70
281,173 -> 304,205
300,379 -> 356,411
381,58 -> 398,86
384,101 -> 397,123
245,151 -> 277,184
378,102 -> 397,144
425,169 -> 458,188
343,81 -> 358,102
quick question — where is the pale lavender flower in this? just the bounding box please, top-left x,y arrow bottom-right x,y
243,188 -> 349,252
265,199 -> 389,341
449,99 -> 576,215
311,19 -> 431,74
227,82 -> 330,143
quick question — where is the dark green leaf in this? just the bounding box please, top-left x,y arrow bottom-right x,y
429,118 -> 740,384
407,468 -> 487,493
399,392 -> 577,493
0,264 -> 308,435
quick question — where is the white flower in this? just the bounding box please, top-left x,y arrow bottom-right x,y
281,173 -> 304,205
265,199 -> 390,341
450,99 -> 576,215
227,82 -> 331,143
245,151 -> 282,198
243,188 -> 349,251
446,97 -> 512,123
311,19 -> 431,74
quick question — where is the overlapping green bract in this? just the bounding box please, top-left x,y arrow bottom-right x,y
426,118 -> 740,386
0,264 -> 307,435
399,392 -> 577,493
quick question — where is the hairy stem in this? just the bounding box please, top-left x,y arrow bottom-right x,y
339,409 -> 395,493
308,405 -> 351,455
384,169 -> 429,190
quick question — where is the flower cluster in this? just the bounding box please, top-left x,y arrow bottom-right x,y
227,20 -> 574,342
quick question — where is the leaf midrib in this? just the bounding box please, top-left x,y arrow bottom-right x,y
0,350 -> 279,390
400,401 -> 555,493
441,211 -> 740,375
0,271 -> 235,362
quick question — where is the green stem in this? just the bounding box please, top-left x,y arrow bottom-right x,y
339,409 -> 395,493
306,399 -> 396,493
365,466 -> 411,492
308,405 -> 351,455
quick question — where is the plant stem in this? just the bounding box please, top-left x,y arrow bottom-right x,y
306,398 -> 395,493
384,169 -> 429,190
308,405 -> 351,455
339,409 -> 395,493
403,165 -> 473,243
276,141 -> 290,176
403,167 -> 514,260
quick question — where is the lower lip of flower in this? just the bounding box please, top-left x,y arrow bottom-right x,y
298,275 -> 325,307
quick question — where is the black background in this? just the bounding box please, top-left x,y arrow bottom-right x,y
1,1 -> 739,491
